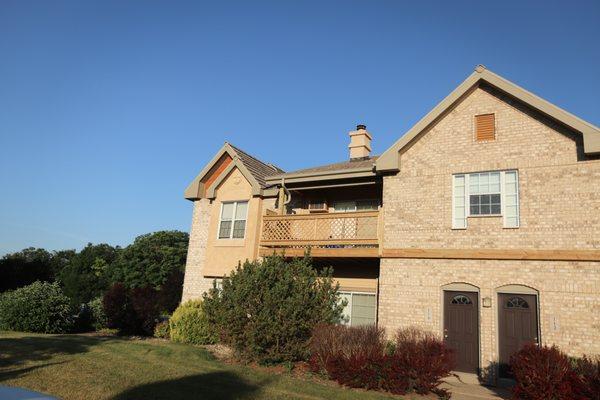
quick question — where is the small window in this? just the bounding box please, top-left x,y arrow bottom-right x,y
506,297 -> 529,309
339,292 -> 377,326
307,200 -> 327,212
451,295 -> 473,305
218,201 -> 248,239
475,113 -> 495,141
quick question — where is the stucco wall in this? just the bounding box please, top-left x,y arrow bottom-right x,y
383,85 -> 600,250
203,167 -> 262,276
182,167 -> 278,300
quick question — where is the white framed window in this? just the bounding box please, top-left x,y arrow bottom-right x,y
452,170 -> 519,229
333,199 -> 378,212
469,172 -> 501,216
339,291 -> 377,326
218,201 -> 248,239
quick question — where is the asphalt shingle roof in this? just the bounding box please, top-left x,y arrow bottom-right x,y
282,156 -> 378,175
228,144 -> 285,188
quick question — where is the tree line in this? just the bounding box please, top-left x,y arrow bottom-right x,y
0,230 -> 189,312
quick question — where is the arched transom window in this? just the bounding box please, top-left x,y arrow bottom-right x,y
506,296 -> 529,309
451,295 -> 473,305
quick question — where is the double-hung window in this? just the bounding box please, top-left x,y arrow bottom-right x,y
339,291 -> 377,326
452,170 -> 519,229
218,201 -> 248,239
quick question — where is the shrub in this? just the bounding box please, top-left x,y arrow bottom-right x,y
88,297 -> 108,331
203,255 -> 343,363
0,281 -> 73,333
169,300 -> 215,345
310,325 -> 453,398
392,327 -> 454,396
103,283 -> 161,335
309,323 -> 385,374
575,355 -> 600,400
510,344 -> 586,400
154,320 -> 170,339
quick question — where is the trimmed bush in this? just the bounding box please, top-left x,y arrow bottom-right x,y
103,283 -> 160,335
0,281 -> 73,333
310,325 -> 454,398
510,344 -> 586,400
169,300 -> 215,345
203,255 -> 343,363
154,320 -> 170,339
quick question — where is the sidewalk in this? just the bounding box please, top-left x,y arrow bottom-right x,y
442,373 -> 511,400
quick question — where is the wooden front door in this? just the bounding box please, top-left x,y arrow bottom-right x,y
443,291 -> 479,373
498,293 -> 538,376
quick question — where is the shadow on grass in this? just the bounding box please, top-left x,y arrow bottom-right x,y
0,334 -> 116,381
111,371 -> 269,400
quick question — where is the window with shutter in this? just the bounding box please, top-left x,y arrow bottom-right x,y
475,113 -> 495,141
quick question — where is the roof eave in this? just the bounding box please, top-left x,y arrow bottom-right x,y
265,166 -> 376,185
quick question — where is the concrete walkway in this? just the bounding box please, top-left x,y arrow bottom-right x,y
442,373 -> 511,400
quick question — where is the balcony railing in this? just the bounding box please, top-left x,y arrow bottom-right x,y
260,210 -> 380,248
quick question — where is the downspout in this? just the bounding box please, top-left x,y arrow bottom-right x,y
278,177 -> 292,215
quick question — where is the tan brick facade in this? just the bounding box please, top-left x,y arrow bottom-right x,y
182,73 -> 600,382
181,199 -> 216,302
378,258 -> 600,378
379,85 -> 600,380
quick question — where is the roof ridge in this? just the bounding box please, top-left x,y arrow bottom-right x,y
228,143 -> 284,173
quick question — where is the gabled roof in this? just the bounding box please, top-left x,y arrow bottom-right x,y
184,143 -> 283,200
228,144 -> 284,188
376,65 -> 600,172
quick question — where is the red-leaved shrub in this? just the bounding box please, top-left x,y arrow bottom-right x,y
309,324 -> 454,398
103,283 -> 160,335
392,327 -> 455,396
510,344 -> 587,400
309,323 -> 385,373
574,355 -> 600,400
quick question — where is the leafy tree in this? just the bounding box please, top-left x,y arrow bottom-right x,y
59,243 -> 119,306
0,248 -> 54,292
203,255 -> 343,363
108,231 -> 188,290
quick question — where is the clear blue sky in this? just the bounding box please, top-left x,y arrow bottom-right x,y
1,1 -> 599,255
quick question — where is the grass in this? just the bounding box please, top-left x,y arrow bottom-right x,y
0,331 -> 413,400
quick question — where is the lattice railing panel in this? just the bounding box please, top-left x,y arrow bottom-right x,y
260,211 -> 379,247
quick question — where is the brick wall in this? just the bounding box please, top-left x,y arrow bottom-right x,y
181,199 -> 216,301
378,258 -> 600,374
379,84 -> 600,377
383,85 -> 600,250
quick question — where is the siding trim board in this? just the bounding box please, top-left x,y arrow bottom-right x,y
382,248 -> 600,262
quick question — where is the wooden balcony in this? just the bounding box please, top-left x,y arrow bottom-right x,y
259,210 -> 381,258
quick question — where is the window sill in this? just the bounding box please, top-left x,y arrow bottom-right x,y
214,239 -> 246,247
467,214 -> 502,218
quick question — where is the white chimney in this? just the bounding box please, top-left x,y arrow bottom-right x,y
348,124 -> 372,159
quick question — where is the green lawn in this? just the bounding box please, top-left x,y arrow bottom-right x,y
0,331 -> 413,400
